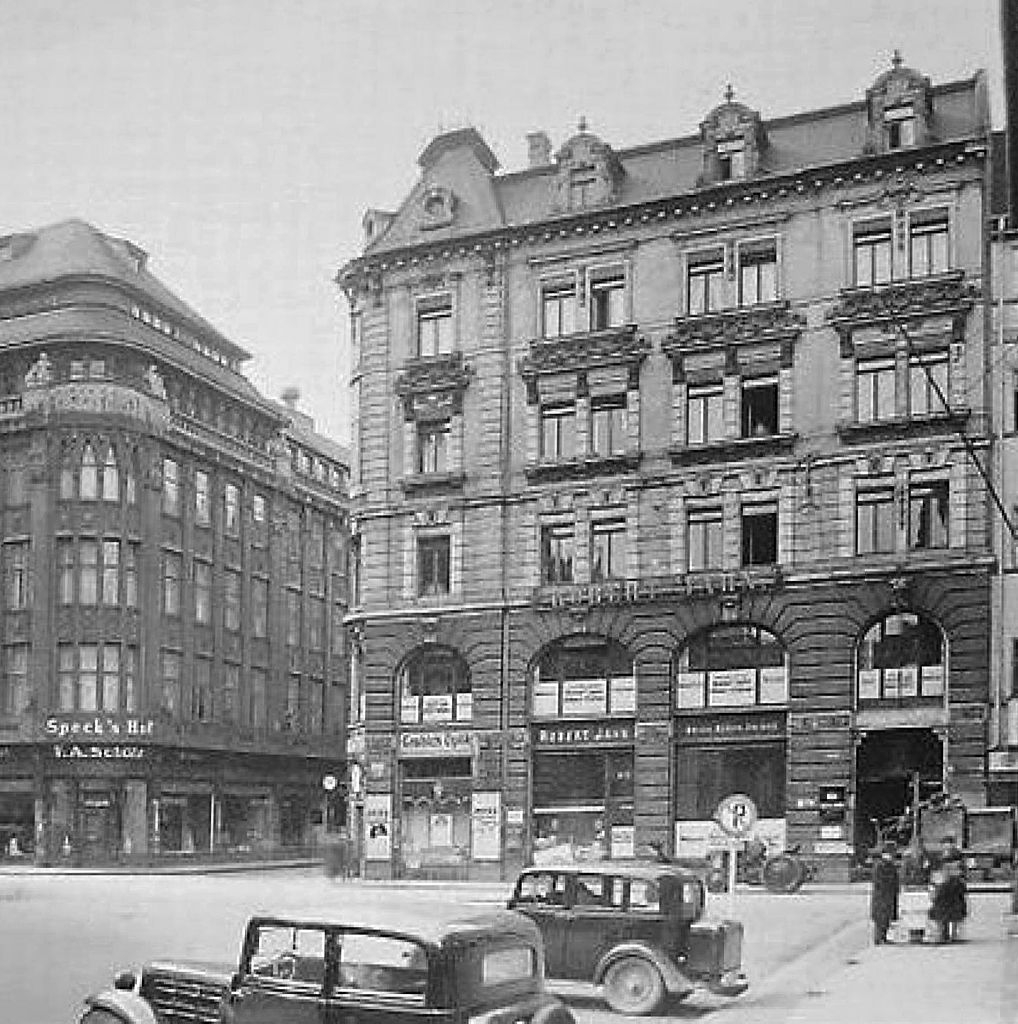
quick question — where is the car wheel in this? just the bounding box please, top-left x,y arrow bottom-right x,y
79,1011 -> 126,1024
531,1002 -> 576,1024
603,956 -> 665,1016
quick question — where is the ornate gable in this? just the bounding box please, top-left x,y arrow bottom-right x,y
865,51 -> 933,154
699,87 -> 767,185
552,119 -> 624,212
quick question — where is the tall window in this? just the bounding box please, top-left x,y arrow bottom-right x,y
101,540 -> 120,606
687,252 -> 725,315
79,540 -> 98,605
194,560 -> 212,624
286,590 -> 301,646
224,483 -> 240,536
542,283 -> 576,338
124,543 -> 138,609
249,667 -> 267,728
418,535 -> 451,597
910,212 -> 949,278
541,523 -> 574,584
854,223 -> 892,286
688,508 -> 724,572
5,466 -> 26,507
741,504 -> 778,566
101,645 -> 120,712
80,444 -> 98,501
590,399 -> 627,457
78,645 -> 98,712
909,480 -> 949,550
856,358 -> 896,423
251,578 -> 269,637
58,541 -> 74,605
417,421 -> 449,475
192,657 -> 213,722
909,354 -> 949,416
102,446 -> 119,501
160,650 -> 181,716
124,646 -> 137,713
417,301 -> 453,357
223,663 -> 240,723
308,596 -> 325,650
224,569 -> 241,632
195,470 -> 211,526
58,646 -> 75,711
590,519 -> 626,581
857,612 -> 945,702
1,644 -> 29,717
741,378 -> 779,437
162,458 -> 180,515
4,542 -> 30,610
738,244 -> 777,306
589,276 -> 625,330
60,459 -> 75,500
540,405 -> 576,460
856,489 -> 896,555
687,385 -> 724,445
163,551 -> 182,615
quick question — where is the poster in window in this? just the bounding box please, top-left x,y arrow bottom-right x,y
364,793 -> 392,861
422,694 -> 453,722
455,691 -> 473,721
429,812 -> 454,848
610,675 -> 637,714
532,680 -> 559,718
921,664 -> 945,696
884,667 -> 901,698
858,669 -> 881,701
400,695 -> 420,724
759,667 -> 788,704
471,791 -> 501,861
562,679 -> 607,717
676,671 -> 706,709
610,824 -> 635,859
899,665 -> 918,698
708,668 -> 756,707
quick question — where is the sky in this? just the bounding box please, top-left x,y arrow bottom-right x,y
0,0 -> 1005,443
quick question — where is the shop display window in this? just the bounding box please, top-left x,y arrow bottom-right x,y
531,635 -> 634,718
674,624 -> 787,709
856,611 -> 946,703
674,742 -> 786,822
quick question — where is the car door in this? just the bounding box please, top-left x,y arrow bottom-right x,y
561,873 -> 628,979
231,923 -> 328,1024
508,871 -> 569,976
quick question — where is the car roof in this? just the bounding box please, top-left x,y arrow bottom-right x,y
517,860 -> 701,882
247,907 -> 540,948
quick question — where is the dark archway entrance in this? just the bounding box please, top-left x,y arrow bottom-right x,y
854,728 -> 943,859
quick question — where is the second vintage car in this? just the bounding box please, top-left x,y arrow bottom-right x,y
77,905 -> 575,1024
508,861 -> 748,1015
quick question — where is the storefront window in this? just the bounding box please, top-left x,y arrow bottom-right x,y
399,647 -> 471,725
400,756 -> 472,874
531,635 -> 635,718
674,624 -> 787,709
674,742 -> 786,821
856,611 -> 946,702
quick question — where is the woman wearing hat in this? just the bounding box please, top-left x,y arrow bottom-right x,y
870,840 -> 901,944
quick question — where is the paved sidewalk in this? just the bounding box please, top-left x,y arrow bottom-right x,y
720,892 -> 1017,1024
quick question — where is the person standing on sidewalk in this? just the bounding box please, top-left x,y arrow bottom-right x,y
870,840 -> 901,944
928,835 -> 967,943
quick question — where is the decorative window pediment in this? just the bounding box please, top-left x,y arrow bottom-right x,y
552,119 -> 624,211
865,51 -> 933,154
699,87 -> 767,185
396,351 -> 473,421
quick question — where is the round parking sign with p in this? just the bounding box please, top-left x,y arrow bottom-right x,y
715,793 -> 758,838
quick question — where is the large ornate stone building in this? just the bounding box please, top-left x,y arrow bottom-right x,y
338,57 -> 994,881
0,220 -> 349,865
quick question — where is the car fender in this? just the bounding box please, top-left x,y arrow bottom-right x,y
82,989 -> 160,1024
592,942 -> 693,998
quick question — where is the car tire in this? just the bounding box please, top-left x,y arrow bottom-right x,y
532,1002 -> 576,1024
602,956 -> 665,1016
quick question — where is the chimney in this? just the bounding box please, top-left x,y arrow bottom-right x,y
527,131 -> 552,168
281,387 -> 301,411
1003,0 -> 1018,226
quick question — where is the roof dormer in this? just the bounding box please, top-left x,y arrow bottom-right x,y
865,50 -> 933,154
699,86 -> 767,185
552,118 -> 624,212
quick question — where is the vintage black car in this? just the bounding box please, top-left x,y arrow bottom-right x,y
507,862 -> 748,1015
78,907 -> 575,1024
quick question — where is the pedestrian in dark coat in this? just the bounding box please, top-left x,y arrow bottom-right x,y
928,836 -> 967,943
870,841 -> 900,944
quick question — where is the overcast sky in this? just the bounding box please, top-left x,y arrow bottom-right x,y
0,0 -> 1004,442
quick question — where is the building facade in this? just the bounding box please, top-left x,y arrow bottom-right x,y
339,58 -> 995,881
0,220 -> 349,865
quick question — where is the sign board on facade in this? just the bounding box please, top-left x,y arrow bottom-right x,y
506,807 -> 525,826
715,794 -> 758,838
398,730 -> 475,758
471,791 -> 501,862
812,840 -> 851,855
43,716 -> 155,740
532,721 -> 634,748
708,669 -> 757,707
610,825 -> 635,859
52,745 -> 146,761
675,712 -> 786,744
364,793 -> 392,861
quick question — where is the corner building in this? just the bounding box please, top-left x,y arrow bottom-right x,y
339,58 -> 995,881
0,220 -> 349,865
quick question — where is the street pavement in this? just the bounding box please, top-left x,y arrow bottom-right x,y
0,866 -> 1013,1024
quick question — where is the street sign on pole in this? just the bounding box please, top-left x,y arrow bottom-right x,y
715,794 -> 758,916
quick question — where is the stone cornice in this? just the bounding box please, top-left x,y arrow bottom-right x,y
337,137 -> 987,296
663,301 -> 804,356
828,271 -> 977,335
396,351 -> 472,397
518,325 -> 649,385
